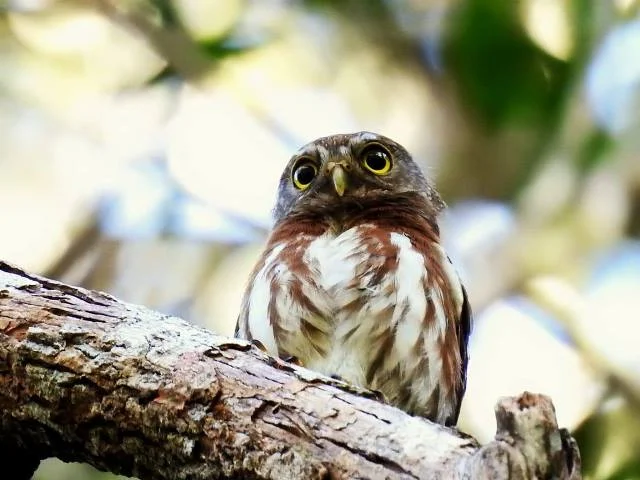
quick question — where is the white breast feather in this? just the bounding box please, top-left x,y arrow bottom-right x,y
250,226 -> 462,417
302,228 -> 374,382
387,233 -> 437,408
304,228 -> 363,292
389,232 -> 427,348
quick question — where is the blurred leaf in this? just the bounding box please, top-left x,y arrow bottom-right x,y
303,0 -> 390,18
198,37 -> 255,60
444,0 -> 571,130
149,0 -> 179,27
573,398 -> 640,479
608,460 -> 640,480
147,63 -> 177,84
576,129 -> 615,173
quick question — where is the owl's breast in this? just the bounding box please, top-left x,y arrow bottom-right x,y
302,225 -> 393,308
240,221 -> 465,423
243,224 -> 401,355
264,225 -> 432,384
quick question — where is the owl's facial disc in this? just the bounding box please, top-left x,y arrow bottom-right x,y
321,142 -> 392,197
273,132 -> 445,224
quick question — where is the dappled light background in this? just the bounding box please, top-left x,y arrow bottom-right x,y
1,1 -> 639,479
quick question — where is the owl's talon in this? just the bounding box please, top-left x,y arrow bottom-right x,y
371,389 -> 386,403
251,339 -> 268,352
283,355 -> 303,367
330,374 -> 345,382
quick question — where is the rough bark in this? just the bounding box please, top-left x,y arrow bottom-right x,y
0,261 -> 581,479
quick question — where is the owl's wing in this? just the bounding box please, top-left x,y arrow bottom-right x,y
233,262 -> 281,357
235,295 -> 272,353
234,260 -> 255,340
233,317 -> 241,337
233,243 -> 269,341
452,285 -> 472,424
234,291 -> 250,339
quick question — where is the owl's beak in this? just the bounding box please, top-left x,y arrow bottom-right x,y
330,164 -> 348,197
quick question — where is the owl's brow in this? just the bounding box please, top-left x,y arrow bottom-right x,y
293,144 -> 323,159
351,131 -> 379,144
315,144 -> 331,162
294,132 -> 382,163
292,144 -> 334,164
320,143 -> 358,163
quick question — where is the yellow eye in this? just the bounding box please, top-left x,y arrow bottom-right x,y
292,160 -> 318,190
361,144 -> 392,175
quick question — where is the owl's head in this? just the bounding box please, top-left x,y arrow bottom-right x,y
273,132 -> 444,223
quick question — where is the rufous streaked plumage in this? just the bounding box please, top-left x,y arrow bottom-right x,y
236,132 -> 471,426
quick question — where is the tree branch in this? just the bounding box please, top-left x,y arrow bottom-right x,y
0,261 -> 581,479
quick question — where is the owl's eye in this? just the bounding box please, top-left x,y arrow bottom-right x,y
361,145 -> 392,175
292,160 -> 318,190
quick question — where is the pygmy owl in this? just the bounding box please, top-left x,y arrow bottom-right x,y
235,132 -> 471,426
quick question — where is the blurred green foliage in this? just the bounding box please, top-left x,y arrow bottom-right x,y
446,0 -> 571,129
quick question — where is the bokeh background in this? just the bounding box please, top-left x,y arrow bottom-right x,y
1,0 -> 639,478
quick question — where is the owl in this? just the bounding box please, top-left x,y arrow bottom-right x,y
235,132 -> 471,426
